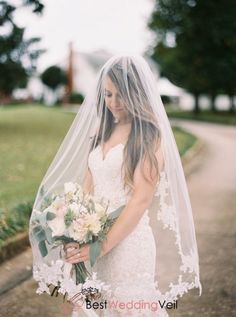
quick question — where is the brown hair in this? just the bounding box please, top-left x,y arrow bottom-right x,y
92,59 -> 162,190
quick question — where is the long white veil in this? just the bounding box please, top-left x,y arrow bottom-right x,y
29,55 -> 202,314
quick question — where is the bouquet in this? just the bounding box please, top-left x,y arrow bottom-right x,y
31,182 -> 124,304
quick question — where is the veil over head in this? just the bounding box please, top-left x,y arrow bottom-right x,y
29,54 -> 202,305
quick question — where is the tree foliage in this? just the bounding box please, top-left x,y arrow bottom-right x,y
41,66 -> 67,91
149,0 -> 236,112
0,0 -> 44,99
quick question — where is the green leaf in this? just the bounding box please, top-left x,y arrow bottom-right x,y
44,227 -> 55,244
34,226 -> 46,243
32,225 -> 42,236
107,205 -> 125,221
46,211 -> 56,221
35,212 -> 48,227
89,240 -> 102,267
53,235 -> 74,243
64,209 -> 74,226
38,240 -> 48,257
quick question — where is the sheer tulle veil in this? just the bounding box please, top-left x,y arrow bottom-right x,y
29,54 -> 202,305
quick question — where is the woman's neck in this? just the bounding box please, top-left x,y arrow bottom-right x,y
115,117 -> 132,126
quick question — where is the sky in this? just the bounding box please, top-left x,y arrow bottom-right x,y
13,0 -> 155,71
11,0 -> 203,108
8,0 -> 231,109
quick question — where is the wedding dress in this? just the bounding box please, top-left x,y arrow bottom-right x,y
30,55 -> 201,317
71,143 -> 169,317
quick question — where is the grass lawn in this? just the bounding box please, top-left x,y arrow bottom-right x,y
0,105 -> 75,211
172,126 -> 197,156
0,105 -> 196,211
166,108 -> 236,125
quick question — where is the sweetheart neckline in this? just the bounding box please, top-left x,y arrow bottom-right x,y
99,143 -> 125,161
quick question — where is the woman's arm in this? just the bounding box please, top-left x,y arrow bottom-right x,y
83,167 -> 93,194
101,147 -> 164,257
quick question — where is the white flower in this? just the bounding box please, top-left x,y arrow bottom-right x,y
50,198 -> 67,215
94,203 -> 106,219
69,202 -> 88,217
68,218 -> 88,242
64,183 -> 83,202
84,213 -> 101,235
68,202 -> 80,216
47,217 -> 66,237
47,198 -> 67,236
64,182 -> 77,194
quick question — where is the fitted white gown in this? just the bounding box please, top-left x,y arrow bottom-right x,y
72,143 -> 169,317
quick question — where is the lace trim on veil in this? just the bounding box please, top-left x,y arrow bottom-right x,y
154,171 -> 202,301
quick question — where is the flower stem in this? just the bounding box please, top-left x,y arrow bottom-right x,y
74,262 -> 91,284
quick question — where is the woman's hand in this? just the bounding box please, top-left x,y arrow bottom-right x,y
64,242 -> 90,264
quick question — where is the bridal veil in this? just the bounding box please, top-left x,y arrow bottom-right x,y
29,55 -> 202,305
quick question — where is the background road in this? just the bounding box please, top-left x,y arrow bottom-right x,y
171,120 -> 236,317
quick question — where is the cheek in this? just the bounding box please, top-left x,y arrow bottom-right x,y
105,101 -> 112,112
105,97 -> 111,107
105,104 -> 114,116
119,99 -> 128,110
121,104 -> 128,113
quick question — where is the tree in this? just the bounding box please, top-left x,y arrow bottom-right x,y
0,0 -> 44,101
148,0 -> 236,112
41,66 -> 67,104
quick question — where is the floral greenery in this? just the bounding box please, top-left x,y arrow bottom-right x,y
30,181 -> 124,292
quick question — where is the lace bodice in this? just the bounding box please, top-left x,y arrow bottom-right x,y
88,143 -> 166,204
88,143 -> 150,223
88,144 -> 130,210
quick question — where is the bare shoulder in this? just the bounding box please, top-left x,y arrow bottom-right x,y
154,137 -> 165,173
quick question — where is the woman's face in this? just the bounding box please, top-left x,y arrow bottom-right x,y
104,76 -> 130,122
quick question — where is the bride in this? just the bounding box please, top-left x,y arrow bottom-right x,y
29,55 -> 201,317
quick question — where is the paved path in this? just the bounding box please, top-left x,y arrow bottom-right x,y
170,120 -> 236,317
0,120 -> 235,317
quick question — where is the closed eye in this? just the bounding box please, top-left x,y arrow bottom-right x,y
104,90 -> 112,97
